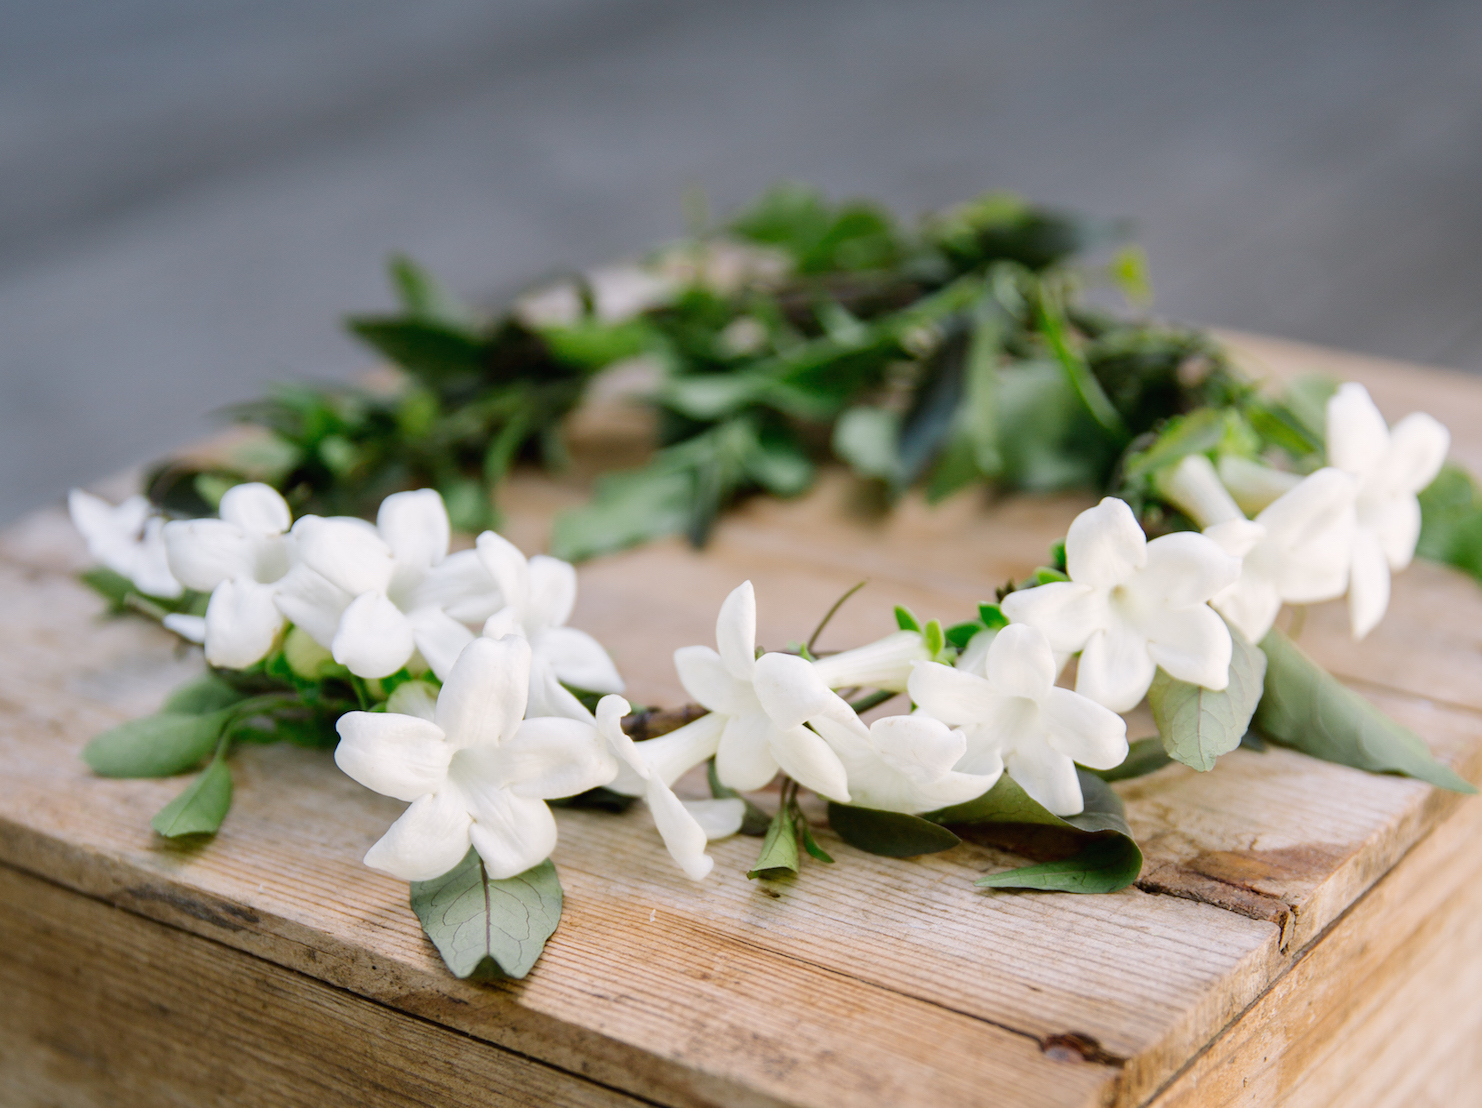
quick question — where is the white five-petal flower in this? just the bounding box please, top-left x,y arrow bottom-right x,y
907,623 -> 1128,815
277,490 -> 492,680
594,695 -> 744,880
672,581 -> 853,801
1325,383 -> 1449,639
477,532 -> 624,719
161,483 -> 294,666
1000,497 -> 1241,713
1157,454 -> 1355,643
69,489 -> 183,600
334,636 -> 618,881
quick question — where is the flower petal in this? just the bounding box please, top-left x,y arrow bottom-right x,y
770,723 -> 851,803
1218,456 -> 1302,516
334,711 -> 451,801
300,517 -> 395,596
332,592 -> 416,679
674,645 -> 749,715
1385,412 -> 1449,496
1211,574 -> 1283,645
715,581 -> 758,681
416,549 -> 502,624
999,581 -> 1104,654
526,555 -> 577,633
1255,467 -> 1356,549
1156,454 -> 1243,528
907,661 -> 1001,725
163,519 -> 255,591
1349,526 -> 1391,640
435,635 -> 530,749
273,564 -> 351,648
624,711 -> 726,788
714,711 -> 779,791
752,651 -> 840,730
1364,494 -> 1422,571
204,578 -> 285,668
386,680 -> 440,721
1327,382 -> 1390,479
474,532 -> 530,617
809,630 -> 928,692
646,784 -> 716,880
954,627 -> 997,676
1003,742 -> 1084,817
1075,624 -> 1156,713
162,613 -> 206,643
983,623 -> 1056,701
218,482 -> 291,538
362,790 -> 472,881
1145,605 -> 1232,691
69,489 -> 147,574
1065,497 -> 1147,588
408,607 -> 477,682
682,798 -> 746,840
525,658 -> 596,722
1135,531 -> 1242,609
464,788 -> 559,881
377,489 -> 449,571
1040,687 -> 1128,770
533,626 -> 624,693
498,717 -> 618,800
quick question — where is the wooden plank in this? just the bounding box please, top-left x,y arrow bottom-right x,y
1,332 -> 1481,1106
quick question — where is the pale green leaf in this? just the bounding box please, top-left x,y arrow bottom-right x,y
410,851 -> 563,980
84,709 -> 233,778
747,803 -> 800,880
1149,624 -> 1266,771
151,752 -> 233,838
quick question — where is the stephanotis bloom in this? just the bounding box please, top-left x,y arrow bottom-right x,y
1001,497 -> 1241,713
476,532 -> 624,719
68,489 -> 182,600
276,489 -> 494,680
594,695 -> 744,880
334,636 -> 618,881
907,623 -> 1128,816
160,483 -> 294,666
670,581 -> 854,801
1157,454 -> 1355,643
1325,383 -> 1449,639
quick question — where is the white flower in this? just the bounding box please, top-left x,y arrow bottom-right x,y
160,483 -> 295,667
594,695 -> 744,880
69,490 -> 183,600
907,623 -> 1128,816
276,489 -> 493,680
1157,454 -> 1355,643
334,636 -> 618,881
1000,497 -> 1241,713
477,532 -> 624,718
1325,383 -> 1449,639
672,581 -> 853,801
808,630 -> 931,693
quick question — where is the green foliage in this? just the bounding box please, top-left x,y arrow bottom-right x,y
1254,630 -> 1475,793
747,801 -> 802,880
1148,625 -> 1267,772
927,771 -> 1143,893
84,710 -> 234,778
151,751 -> 234,837
826,803 -> 961,857
1417,464 -> 1482,583
79,568 -> 207,621
410,851 -> 563,979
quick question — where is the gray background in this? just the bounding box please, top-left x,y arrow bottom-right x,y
6,0 -> 1482,523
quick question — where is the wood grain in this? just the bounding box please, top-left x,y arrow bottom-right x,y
0,334 -> 1480,1106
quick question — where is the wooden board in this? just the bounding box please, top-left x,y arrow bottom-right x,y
1,334 -> 1480,1107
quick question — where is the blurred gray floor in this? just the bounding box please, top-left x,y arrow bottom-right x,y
6,0 -> 1482,523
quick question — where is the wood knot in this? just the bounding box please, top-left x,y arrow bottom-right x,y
1040,1032 -> 1126,1067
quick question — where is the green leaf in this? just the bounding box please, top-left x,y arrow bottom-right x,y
162,674 -> 249,716
798,819 -> 836,864
826,803 -> 961,857
548,786 -> 638,814
388,254 -> 474,328
1417,464 -> 1482,582
928,771 -> 1142,893
151,751 -> 233,837
1148,624 -> 1266,771
1090,737 -> 1173,782
1255,629 -> 1475,793
978,603 -> 1008,629
747,803 -> 801,879
539,318 -> 656,370
1036,290 -> 1128,441
346,318 -> 489,383
84,709 -> 233,778
550,465 -> 694,562
79,567 -> 135,609
410,851 -> 563,979
1282,374 -> 1339,443
893,606 -> 921,632
833,406 -> 902,481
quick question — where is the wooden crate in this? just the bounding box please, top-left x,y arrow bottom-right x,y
1,332 -> 1480,1108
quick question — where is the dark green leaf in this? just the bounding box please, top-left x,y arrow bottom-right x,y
1255,629 -> 1475,792
346,318 -> 489,382
84,709 -> 233,778
79,567 -> 135,608
1148,624 -> 1266,771
388,254 -> 475,328
1090,737 -> 1173,782
548,786 -> 638,814
978,603 -> 1008,629
163,674 -> 249,716
975,836 -> 1139,893
410,851 -> 563,979
151,751 -> 233,838
895,328 -> 970,489
945,621 -> 984,649
798,819 -> 836,864
826,802 -> 961,857
1036,292 -> 1128,441
747,803 -> 801,879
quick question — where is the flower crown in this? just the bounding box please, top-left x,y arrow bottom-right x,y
70,378 -> 1472,981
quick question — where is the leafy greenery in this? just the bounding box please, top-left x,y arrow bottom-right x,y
826,802 -> 962,857
1254,629 -> 1475,793
410,851 -> 563,979
151,750 -> 234,837
1147,624 -> 1266,772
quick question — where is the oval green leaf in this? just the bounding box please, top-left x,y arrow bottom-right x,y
1148,623 -> 1266,772
84,709 -> 233,778
410,851 -> 563,980
151,752 -> 234,838
826,802 -> 962,858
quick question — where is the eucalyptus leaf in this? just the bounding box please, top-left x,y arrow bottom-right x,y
826,802 -> 961,857
747,803 -> 801,880
84,709 -> 233,778
410,851 -> 563,980
151,751 -> 233,838
1148,625 -> 1266,771
927,770 -> 1142,893
1255,629 -> 1474,793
